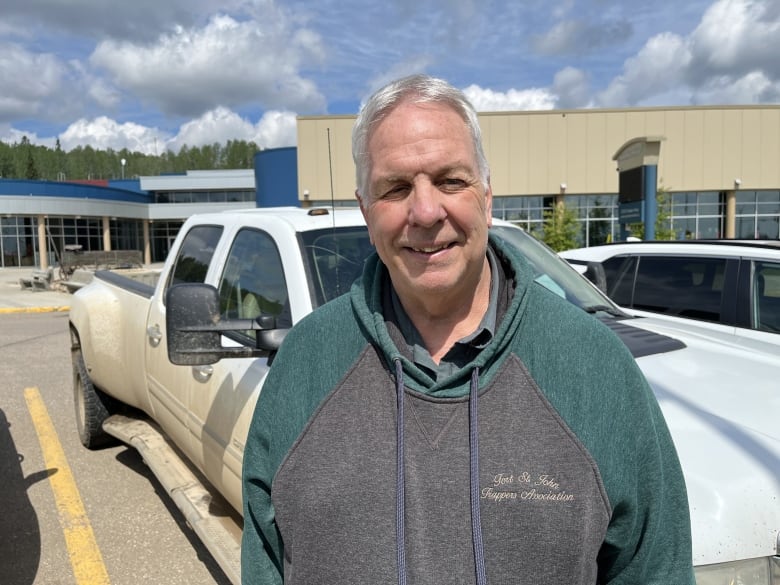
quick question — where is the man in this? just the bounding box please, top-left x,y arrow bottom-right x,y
241,74 -> 694,584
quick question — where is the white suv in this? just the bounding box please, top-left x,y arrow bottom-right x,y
559,240 -> 780,350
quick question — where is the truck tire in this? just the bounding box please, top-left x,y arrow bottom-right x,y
72,348 -> 117,449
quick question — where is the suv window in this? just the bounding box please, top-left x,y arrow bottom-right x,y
602,256 -> 638,306
218,228 -> 290,345
606,255 -> 727,323
754,261 -> 780,333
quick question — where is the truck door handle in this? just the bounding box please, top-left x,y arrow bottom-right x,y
146,324 -> 162,346
192,365 -> 213,381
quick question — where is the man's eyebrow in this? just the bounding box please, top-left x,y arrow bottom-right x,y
375,176 -> 409,187
380,163 -> 472,181
436,163 -> 472,176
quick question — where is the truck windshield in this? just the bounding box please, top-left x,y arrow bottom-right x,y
490,225 -> 620,313
299,223 -> 622,316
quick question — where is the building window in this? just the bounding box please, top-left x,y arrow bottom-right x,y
736,190 -> 780,239
110,219 -> 143,252
670,191 -> 723,239
150,221 -> 185,263
566,194 -> 618,246
154,190 -> 255,204
492,196 -> 546,232
1,216 -> 36,267
46,216 -> 103,257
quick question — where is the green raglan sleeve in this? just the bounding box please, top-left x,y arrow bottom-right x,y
240,315 -> 329,585
240,347 -> 294,585
597,364 -> 696,585
241,293 -> 372,585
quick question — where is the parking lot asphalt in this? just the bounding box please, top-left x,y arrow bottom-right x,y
0,268 -> 74,313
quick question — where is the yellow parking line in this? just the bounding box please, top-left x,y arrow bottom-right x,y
0,306 -> 69,314
24,387 -> 110,585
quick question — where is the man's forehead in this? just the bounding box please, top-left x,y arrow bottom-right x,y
376,99 -> 464,130
369,104 -> 472,157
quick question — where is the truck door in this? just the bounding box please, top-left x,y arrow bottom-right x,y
185,227 -> 290,512
144,224 -> 224,463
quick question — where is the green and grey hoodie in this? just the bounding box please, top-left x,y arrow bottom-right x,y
241,234 -> 694,585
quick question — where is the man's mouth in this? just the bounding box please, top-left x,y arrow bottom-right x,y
409,243 -> 452,253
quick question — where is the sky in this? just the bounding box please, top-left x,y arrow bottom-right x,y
1,0 -> 779,155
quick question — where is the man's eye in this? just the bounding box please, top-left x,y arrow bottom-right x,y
441,178 -> 467,190
382,185 -> 409,198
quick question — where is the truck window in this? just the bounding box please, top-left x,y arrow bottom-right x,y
218,228 -> 290,345
169,225 -> 223,287
632,255 -> 727,322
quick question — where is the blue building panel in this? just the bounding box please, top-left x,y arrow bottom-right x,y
0,179 -> 151,203
254,147 -> 299,207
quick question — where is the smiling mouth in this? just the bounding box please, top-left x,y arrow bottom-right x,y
409,243 -> 453,253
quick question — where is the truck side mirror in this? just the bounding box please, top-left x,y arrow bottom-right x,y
166,283 -> 288,366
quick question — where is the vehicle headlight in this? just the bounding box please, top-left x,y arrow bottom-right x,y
694,556 -> 780,585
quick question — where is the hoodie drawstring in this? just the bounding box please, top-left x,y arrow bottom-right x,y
395,359 -> 408,585
394,359 -> 487,585
469,367 -> 488,585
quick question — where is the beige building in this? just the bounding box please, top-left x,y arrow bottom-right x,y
297,105 -> 780,244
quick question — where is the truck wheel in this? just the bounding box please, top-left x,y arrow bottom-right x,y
72,349 -> 116,449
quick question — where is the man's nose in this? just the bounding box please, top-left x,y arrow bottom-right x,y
407,181 -> 446,226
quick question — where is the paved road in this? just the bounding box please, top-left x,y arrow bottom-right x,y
0,311 -> 232,585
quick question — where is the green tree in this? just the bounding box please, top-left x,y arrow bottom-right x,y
22,136 -> 40,180
627,185 -> 675,240
0,138 -> 257,180
586,197 -> 612,246
535,200 -> 580,252
654,187 -> 675,240
0,141 -> 14,177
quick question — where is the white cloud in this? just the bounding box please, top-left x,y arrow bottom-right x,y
58,117 -> 172,155
552,67 -> 592,109
689,0 -> 780,78
596,32 -> 691,107
90,13 -> 326,117
463,85 -> 557,112
692,70 -> 780,104
169,107 -> 297,151
0,42 -> 122,126
0,125 -> 56,149
0,43 -> 69,120
595,0 -> 780,107
15,107 -> 297,154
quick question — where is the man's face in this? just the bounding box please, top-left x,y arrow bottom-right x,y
359,100 -> 492,308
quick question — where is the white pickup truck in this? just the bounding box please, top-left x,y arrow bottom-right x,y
69,207 -> 780,585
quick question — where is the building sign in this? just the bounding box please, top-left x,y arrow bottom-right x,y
618,166 -> 645,203
618,200 -> 643,223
